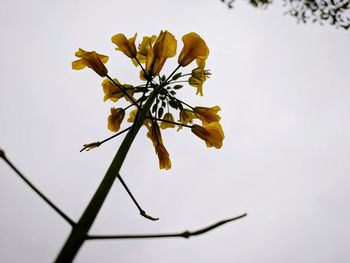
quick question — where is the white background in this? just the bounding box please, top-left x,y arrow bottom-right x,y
1,0 -> 350,262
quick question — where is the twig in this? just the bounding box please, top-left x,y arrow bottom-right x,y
86,213 -> 247,239
80,126 -> 132,152
0,148 -> 76,227
117,174 -> 159,221
55,86 -> 162,261
79,133 -> 158,221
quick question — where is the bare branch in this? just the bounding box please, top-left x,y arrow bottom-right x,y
0,148 -> 76,227
86,213 -> 247,240
117,174 -> 159,221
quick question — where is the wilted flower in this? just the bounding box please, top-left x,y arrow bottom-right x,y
72,48 -> 109,77
147,122 -> 171,170
147,122 -> 163,145
155,143 -> 171,170
81,142 -> 101,152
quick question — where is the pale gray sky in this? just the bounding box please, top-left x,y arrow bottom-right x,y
1,0 -> 350,262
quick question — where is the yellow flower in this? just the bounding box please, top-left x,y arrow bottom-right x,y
132,35 -> 157,66
178,32 -> 209,67
193,106 -> 221,125
189,67 -> 210,96
72,48 -> 109,77
127,108 -> 138,123
107,108 -> 125,132
127,108 -> 151,128
111,33 -> 137,58
102,79 -> 134,103
145,31 -> 177,77
191,122 -> 224,149
147,122 -> 171,170
196,56 -> 207,69
160,113 -> 176,129
178,109 -> 196,130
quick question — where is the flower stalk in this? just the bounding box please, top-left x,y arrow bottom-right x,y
55,86 -> 160,262
55,30 -> 228,261
0,30 -> 250,263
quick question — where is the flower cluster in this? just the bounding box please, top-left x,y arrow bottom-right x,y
72,31 -> 224,170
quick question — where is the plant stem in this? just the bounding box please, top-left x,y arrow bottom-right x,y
54,87 -> 160,262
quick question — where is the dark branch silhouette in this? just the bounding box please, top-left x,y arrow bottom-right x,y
1,147 -> 158,222
1,144 -> 246,261
221,0 -> 350,30
0,148 -> 76,227
86,213 -> 247,240
116,174 -> 159,221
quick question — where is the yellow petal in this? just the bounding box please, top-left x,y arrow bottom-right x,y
178,109 -> 196,130
193,106 -> 221,125
160,113 -> 176,129
191,123 -> 224,149
133,35 -> 157,66
146,31 -> 177,77
111,33 -> 137,58
107,108 -> 125,132
127,109 -> 138,123
72,48 -> 109,77
178,32 -> 209,67
71,59 -> 87,70
189,67 -> 210,96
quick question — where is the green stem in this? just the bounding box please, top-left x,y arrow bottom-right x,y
54,87 -> 160,262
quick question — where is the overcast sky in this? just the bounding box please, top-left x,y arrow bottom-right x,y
1,0 -> 350,262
